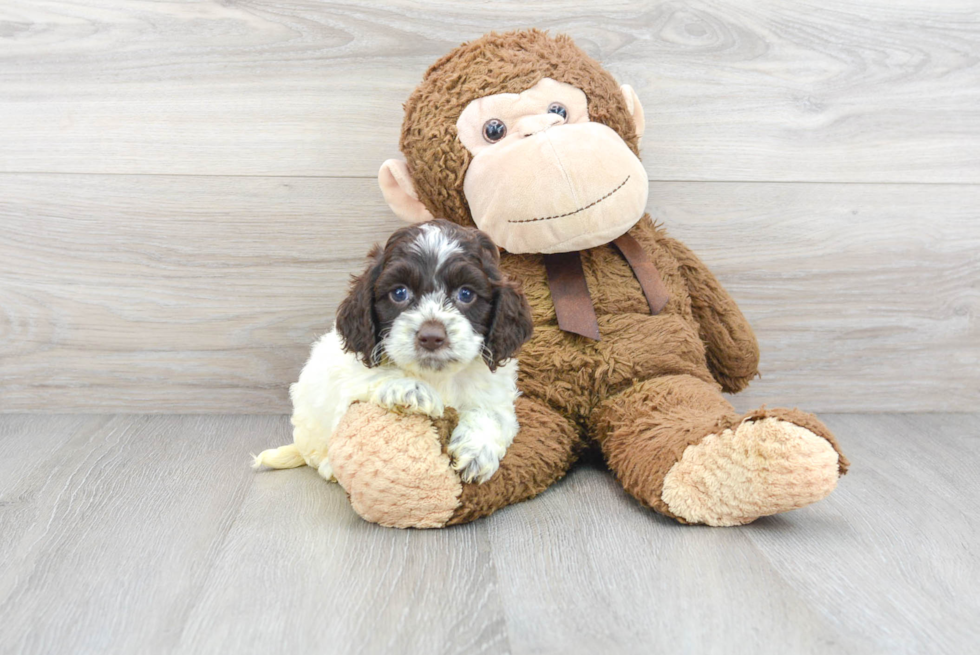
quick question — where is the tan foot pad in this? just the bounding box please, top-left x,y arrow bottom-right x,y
661,418 -> 840,526
329,403 -> 462,529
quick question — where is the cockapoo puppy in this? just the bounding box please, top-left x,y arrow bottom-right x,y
253,219 -> 534,484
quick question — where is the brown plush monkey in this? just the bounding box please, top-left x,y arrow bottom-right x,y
327,29 -> 848,528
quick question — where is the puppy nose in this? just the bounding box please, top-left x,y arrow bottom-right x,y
417,321 -> 447,351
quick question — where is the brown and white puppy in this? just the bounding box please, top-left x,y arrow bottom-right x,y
254,219 -> 533,484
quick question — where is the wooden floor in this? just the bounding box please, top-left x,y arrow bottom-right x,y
0,413 -> 976,655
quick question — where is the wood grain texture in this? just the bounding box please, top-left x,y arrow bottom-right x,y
178,462 -> 507,655
1,413 -> 978,654
0,415 -> 276,654
486,464 -> 854,655
2,174 -> 977,412
740,413 -> 980,655
657,182 -> 980,414
488,412 -> 980,655
0,174 -> 402,412
1,1 -> 978,181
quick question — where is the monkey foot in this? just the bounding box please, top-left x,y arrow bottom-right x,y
329,397 -> 581,528
328,402 -> 462,528
661,416 -> 844,526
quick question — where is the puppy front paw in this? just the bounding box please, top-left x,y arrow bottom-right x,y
448,424 -> 503,484
372,378 -> 444,418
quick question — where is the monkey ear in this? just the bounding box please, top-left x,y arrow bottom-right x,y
620,84 -> 645,147
379,159 -> 435,224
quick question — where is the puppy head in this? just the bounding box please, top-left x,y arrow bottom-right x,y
336,219 -> 533,373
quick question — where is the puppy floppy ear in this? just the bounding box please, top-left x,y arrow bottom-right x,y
484,279 -> 534,372
336,245 -> 384,366
474,230 -> 502,268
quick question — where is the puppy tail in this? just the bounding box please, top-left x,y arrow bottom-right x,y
251,444 -> 305,470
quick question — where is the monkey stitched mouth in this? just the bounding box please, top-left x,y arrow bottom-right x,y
508,175 -> 631,224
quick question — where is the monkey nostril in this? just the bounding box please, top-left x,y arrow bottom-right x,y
416,321 -> 448,352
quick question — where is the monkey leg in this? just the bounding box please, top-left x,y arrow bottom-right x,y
329,396 -> 582,528
591,375 -> 849,526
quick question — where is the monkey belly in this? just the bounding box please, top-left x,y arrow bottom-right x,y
503,217 -> 712,420
516,313 -> 715,421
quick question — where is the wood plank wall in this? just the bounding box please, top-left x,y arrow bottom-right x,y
1,1 -> 978,413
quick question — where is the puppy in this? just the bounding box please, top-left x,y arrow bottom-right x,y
253,219 -> 534,484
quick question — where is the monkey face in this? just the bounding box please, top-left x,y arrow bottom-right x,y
380,32 -> 650,255
453,78 -> 649,254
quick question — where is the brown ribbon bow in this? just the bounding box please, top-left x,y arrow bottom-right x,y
543,232 -> 669,341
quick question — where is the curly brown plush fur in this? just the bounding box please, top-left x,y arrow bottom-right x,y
401,29 -> 640,229
328,30 -> 847,528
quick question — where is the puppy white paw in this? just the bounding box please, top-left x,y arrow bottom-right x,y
372,378 -> 444,418
448,424 -> 503,484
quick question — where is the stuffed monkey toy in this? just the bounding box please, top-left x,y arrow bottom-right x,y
326,29 -> 848,528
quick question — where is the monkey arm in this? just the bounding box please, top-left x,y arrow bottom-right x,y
659,235 -> 760,393
328,398 -> 582,528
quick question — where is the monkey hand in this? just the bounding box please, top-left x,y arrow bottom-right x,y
329,402 -> 463,528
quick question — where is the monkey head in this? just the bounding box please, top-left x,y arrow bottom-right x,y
379,30 -> 648,254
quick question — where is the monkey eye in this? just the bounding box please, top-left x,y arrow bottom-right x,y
482,119 -> 507,143
389,286 -> 411,304
455,287 -> 475,304
547,103 -> 567,120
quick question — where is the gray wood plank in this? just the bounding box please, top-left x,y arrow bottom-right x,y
0,174 -> 402,413
740,414 -> 980,655
0,414 -> 279,655
487,464 -> 855,655
177,467 -> 507,655
661,182 -> 980,414
2,175 -> 977,412
0,414 -> 103,492
1,414 -> 978,654
1,1 -> 978,181
486,413 -> 980,655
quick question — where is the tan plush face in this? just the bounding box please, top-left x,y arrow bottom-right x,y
453,78 -> 648,254
379,30 -> 648,256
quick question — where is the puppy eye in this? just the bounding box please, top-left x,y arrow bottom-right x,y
455,287 -> 475,304
389,286 -> 411,303
482,119 -> 507,143
547,103 -> 567,120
